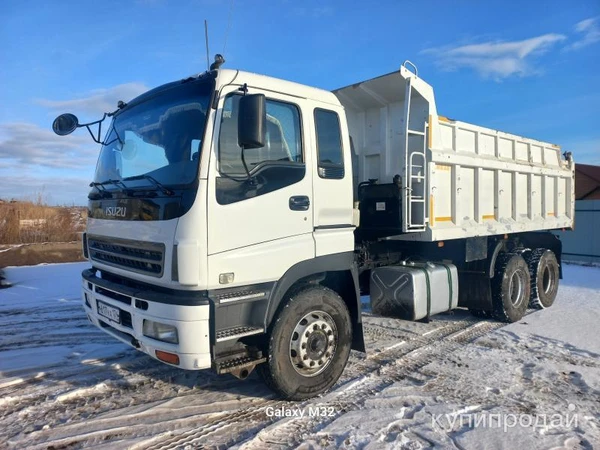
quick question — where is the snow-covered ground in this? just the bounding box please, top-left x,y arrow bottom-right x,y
1,263 -> 598,449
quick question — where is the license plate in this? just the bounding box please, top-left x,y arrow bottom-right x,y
97,301 -> 121,324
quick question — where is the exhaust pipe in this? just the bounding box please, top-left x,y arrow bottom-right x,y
230,365 -> 254,380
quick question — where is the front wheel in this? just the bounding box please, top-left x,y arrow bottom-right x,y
257,286 -> 352,400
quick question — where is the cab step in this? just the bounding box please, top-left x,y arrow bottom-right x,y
214,352 -> 267,379
216,326 -> 264,342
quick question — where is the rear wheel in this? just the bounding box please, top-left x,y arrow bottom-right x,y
526,248 -> 559,309
492,253 -> 530,323
257,286 -> 352,400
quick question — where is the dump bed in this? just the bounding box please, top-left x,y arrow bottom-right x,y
333,64 -> 575,242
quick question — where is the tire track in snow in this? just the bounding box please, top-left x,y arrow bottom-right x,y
137,318 -> 496,450
9,319 -> 473,449
3,314 -> 506,450
235,320 -> 505,450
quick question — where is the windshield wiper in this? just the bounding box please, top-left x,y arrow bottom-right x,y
90,179 -> 128,190
122,175 -> 174,196
88,179 -> 129,199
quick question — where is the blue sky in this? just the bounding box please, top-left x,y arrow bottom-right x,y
1,0 -> 598,205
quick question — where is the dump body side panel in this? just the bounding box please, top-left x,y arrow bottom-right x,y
423,117 -> 574,241
334,68 -> 575,242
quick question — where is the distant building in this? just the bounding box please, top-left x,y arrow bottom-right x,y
19,219 -> 47,228
576,164 -> 600,200
555,163 -> 600,264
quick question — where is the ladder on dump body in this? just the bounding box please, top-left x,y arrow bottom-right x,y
402,61 -> 428,232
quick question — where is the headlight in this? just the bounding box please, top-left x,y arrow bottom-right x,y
143,320 -> 179,344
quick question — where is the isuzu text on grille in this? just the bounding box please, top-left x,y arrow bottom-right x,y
105,207 -> 126,217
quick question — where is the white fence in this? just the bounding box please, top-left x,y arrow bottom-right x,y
555,200 -> 600,264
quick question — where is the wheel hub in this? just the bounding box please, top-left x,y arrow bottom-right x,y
289,311 -> 337,377
542,266 -> 555,294
306,330 -> 328,358
509,269 -> 525,306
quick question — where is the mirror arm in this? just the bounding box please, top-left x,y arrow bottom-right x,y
240,145 -> 256,185
84,124 -> 102,144
79,111 -> 123,146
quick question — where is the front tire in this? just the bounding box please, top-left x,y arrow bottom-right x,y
525,248 -> 559,309
492,253 -> 530,323
257,286 -> 352,400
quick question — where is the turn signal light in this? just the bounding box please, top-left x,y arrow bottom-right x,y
155,350 -> 180,365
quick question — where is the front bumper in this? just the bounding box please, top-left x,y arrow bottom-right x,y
81,269 -> 211,370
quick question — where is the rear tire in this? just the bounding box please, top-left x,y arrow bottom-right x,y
492,253 -> 530,323
257,285 -> 352,400
525,248 -> 559,309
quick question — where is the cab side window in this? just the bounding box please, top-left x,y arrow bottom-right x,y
216,93 -> 305,204
219,94 -> 302,174
314,108 -> 344,179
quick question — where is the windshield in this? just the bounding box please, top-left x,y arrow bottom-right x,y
93,80 -> 213,189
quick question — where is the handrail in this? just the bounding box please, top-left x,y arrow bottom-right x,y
402,60 -> 418,78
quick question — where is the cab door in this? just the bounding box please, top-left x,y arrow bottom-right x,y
206,86 -> 314,289
310,106 -> 355,257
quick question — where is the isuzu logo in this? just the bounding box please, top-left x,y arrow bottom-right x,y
105,206 -> 126,217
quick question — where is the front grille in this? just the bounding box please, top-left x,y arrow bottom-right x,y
96,286 -> 132,305
88,236 -> 165,277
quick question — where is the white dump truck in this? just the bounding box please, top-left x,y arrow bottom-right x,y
53,58 -> 575,400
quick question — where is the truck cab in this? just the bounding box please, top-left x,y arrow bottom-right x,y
74,67 -> 362,400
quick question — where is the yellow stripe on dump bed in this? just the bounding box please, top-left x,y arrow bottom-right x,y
482,214 -> 495,220
435,216 -> 453,222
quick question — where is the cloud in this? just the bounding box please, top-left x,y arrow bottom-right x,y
0,122 -> 97,169
0,122 -> 98,205
423,33 -> 566,80
2,81 -> 157,204
566,17 -> 600,51
1,81 -> 152,205
36,82 -> 149,118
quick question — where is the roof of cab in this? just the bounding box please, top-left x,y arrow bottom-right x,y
216,69 -> 341,107
120,68 -> 341,116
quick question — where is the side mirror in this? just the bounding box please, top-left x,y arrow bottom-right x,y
238,94 -> 266,149
52,113 -> 79,136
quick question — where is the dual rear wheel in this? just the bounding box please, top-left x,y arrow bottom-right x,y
526,249 -> 560,309
491,253 -> 531,322
474,248 -> 560,323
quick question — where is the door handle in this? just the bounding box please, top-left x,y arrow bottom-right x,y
289,195 -> 310,211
